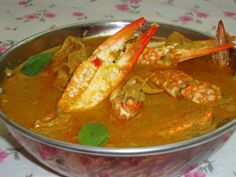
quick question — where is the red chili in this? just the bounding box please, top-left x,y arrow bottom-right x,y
92,57 -> 103,68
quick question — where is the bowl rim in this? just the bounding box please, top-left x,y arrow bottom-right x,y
1,19 -> 236,157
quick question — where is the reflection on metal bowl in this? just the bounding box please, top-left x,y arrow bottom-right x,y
0,21 -> 236,177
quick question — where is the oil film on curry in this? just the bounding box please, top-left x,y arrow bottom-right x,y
1,17 -> 236,147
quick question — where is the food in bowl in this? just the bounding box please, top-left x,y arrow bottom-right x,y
0,17 -> 235,148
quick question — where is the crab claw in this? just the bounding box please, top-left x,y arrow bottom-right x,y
58,17 -> 158,112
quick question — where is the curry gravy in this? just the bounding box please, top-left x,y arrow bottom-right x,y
1,36 -> 236,147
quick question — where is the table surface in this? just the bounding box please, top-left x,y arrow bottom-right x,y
0,0 -> 236,176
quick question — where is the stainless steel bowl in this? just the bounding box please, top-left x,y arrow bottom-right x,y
0,20 -> 236,177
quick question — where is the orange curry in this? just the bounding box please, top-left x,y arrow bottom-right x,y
0,22 -> 236,147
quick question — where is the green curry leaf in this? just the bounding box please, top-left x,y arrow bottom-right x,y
77,123 -> 108,146
21,52 -> 53,76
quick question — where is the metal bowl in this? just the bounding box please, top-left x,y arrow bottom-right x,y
0,20 -> 236,177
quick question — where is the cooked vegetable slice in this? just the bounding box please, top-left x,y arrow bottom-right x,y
142,82 -> 163,94
21,52 -> 53,76
77,123 -> 108,146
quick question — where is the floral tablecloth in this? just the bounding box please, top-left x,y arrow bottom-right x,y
0,0 -> 236,176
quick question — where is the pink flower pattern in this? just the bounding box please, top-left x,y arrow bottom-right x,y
43,12 -> 56,18
72,11 -> 87,20
196,12 -> 209,18
37,145 -> 58,161
16,10 -> 57,22
0,150 -> 8,163
116,3 -> 129,12
72,11 -> 84,17
129,0 -> 142,4
24,13 -> 39,20
179,15 -> 194,23
184,170 -> 206,177
224,11 -> 236,17
18,0 -> 29,6
115,0 -> 141,13
0,45 -> 7,53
